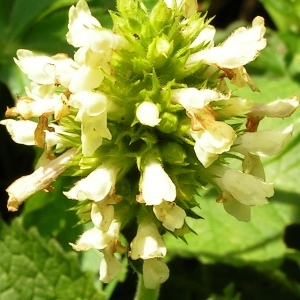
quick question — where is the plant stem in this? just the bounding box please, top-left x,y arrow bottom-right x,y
134,274 -> 160,300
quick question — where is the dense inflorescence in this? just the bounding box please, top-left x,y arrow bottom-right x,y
1,0 -> 298,288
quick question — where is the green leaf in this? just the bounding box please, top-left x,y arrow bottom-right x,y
0,218 -> 105,300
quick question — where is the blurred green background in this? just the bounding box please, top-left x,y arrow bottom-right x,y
1,0 -> 300,299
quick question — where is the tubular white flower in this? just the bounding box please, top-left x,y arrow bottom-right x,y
64,165 -> 118,202
140,162 -> 176,205
186,16 -> 266,68
70,220 -> 120,251
153,201 -> 186,231
170,88 -> 220,109
5,148 -> 77,211
210,165 -> 274,207
143,258 -> 170,289
189,106 -> 236,167
0,119 -> 36,145
248,96 -> 300,119
69,91 -> 111,156
234,125 -> 293,157
136,102 -> 161,127
130,221 -> 167,260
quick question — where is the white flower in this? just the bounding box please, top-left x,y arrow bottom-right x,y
0,119 -> 36,145
130,221 -> 167,260
69,91 -> 111,156
136,102 -> 161,127
170,88 -> 220,109
70,220 -> 120,251
143,258 -> 170,289
188,106 -> 236,167
186,16 -> 266,68
140,162 -> 176,205
67,0 -> 124,51
153,201 -> 186,231
210,165 -> 274,207
5,148 -> 77,211
64,165 -> 118,202
248,96 -> 300,119
164,0 -> 198,17
234,125 -> 293,157
14,50 -> 77,86
99,249 -> 122,283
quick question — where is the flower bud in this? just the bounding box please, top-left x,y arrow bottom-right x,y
136,101 -> 161,127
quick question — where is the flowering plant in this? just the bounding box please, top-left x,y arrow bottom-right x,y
1,0 -> 299,298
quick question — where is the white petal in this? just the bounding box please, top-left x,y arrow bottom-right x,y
222,193 -> 251,222
190,25 -> 216,48
0,119 -> 36,145
143,258 -> 169,289
153,201 -> 186,231
234,125 -> 293,156
187,17 -> 266,68
171,88 -> 219,109
64,166 -> 117,201
211,166 -> 274,206
70,221 -> 120,251
141,163 -> 176,205
6,148 -> 76,211
130,221 -> 167,260
99,251 -> 122,283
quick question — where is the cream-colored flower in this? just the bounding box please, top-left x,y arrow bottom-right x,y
69,91 -> 111,156
70,220 -> 120,251
188,106 -> 236,167
67,0 -> 124,51
0,119 -> 37,145
140,162 -> 176,205
5,148 -> 77,211
143,258 -> 170,289
130,221 -> 167,260
14,49 -> 77,86
210,165 -> 274,207
234,125 -> 293,157
187,16 -> 266,68
136,102 -> 161,127
170,88 -> 220,109
153,201 -> 186,231
64,165 -> 118,202
248,96 -> 300,120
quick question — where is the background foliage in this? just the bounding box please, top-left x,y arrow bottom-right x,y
1,0 -> 300,299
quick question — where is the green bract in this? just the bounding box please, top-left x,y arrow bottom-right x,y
1,0 -> 299,289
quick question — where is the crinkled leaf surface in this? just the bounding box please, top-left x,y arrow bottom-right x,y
0,218 -> 105,300
166,75 -> 300,268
